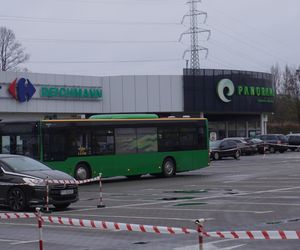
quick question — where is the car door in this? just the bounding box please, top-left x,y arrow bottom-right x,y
220,141 -> 232,157
0,163 -> 13,204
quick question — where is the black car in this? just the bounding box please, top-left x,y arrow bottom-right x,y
245,138 -> 266,154
0,154 -> 78,211
256,134 -> 288,153
286,134 -> 300,151
223,137 -> 257,155
210,140 -> 241,160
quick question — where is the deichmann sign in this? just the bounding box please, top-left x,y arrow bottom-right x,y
40,86 -> 102,100
217,79 -> 275,103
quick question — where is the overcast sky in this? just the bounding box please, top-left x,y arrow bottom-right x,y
1,0 -> 299,76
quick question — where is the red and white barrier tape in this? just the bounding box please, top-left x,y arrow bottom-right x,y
0,212 -> 36,219
47,176 -> 100,185
1,213 -> 299,240
32,176 -> 100,185
202,230 -> 300,240
41,216 -> 195,235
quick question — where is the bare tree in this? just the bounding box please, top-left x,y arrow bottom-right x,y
0,27 -> 29,71
271,63 -> 282,94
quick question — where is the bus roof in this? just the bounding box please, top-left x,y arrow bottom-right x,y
41,117 -> 207,123
89,114 -> 159,119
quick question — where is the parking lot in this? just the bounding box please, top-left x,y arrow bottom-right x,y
1,151 -> 300,249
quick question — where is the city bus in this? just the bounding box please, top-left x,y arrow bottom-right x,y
0,115 -> 209,180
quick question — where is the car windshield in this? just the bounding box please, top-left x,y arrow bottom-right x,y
210,140 -> 221,149
1,157 -> 51,172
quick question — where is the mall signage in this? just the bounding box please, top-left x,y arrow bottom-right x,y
217,79 -> 275,104
40,86 -> 102,100
8,78 -> 36,102
183,69 -> 275,113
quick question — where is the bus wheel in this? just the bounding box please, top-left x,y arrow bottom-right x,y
75,163 -> 91,180
162,158 -> 176,177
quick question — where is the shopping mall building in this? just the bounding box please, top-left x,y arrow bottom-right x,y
0,69 -> 275,140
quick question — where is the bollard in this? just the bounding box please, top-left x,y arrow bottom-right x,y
35,208 -> 44,250
97,173 -> 105,208
43,177 -> 51,213
195,219 -> 205,250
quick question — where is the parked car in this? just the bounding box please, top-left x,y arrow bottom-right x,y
286,134 -> 300,151
223,137 -> 257,155
0,154 -> 78,211
256,134 -> 288,153
209,140 -> 241,160
245,138 -> 266,154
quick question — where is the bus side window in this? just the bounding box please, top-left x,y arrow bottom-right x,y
91,129 -> 114,155
43,130 -> 67,161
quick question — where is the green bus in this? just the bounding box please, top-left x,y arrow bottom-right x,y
0,115 -> 209,180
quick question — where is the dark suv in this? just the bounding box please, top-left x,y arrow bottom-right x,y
256,134 -> 288,153
210,140 -> 241,160
286,134 -> 300,151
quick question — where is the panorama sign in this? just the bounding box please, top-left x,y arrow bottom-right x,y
217,78 -> 275,103
183,69 -> 275,113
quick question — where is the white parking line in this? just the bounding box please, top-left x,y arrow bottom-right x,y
174,239 -> 246,250
57,213 -> 215,222
218,201 -> 300,206
105,186 -> 300,209
0,238 -> 19,243
10,240 -> 38,245
119,207 -> 273,214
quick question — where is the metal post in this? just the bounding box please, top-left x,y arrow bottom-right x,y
195,219 -> 205,250
97,173 -> 105,208
36,208 -> 43,250
44,177 -> 51,213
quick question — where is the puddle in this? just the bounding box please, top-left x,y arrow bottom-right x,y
173,202 -> 207,207
133,242 -> 149,245
165,190 -> 208,194
265,218 -> 300,225
160,197 -> 194,201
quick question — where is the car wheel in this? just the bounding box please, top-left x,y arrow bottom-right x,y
162,158 -> 176,177
234,150 -> 241,160
269,147 -> 275,153
213,152 -> 220,160
7,187 -> 27,211
75,163 -> 91,180
54,203 -> 71,210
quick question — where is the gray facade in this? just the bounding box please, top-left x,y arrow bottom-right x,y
0,72 -> 183,121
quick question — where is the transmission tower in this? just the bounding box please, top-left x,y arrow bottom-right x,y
179,0 -> 211,70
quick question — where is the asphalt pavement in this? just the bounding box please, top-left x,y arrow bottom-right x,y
1,151 -> 300,249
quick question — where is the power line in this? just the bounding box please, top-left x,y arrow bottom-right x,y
21,38 -> 179,44
206,23 -> 290,66
0,14 -> 181,26
27,58 -> 183,64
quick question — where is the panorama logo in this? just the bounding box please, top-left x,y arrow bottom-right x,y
217,79 -> 235,103
8,78 -> 36,102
